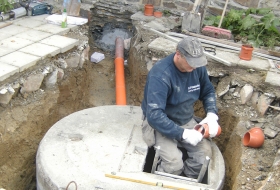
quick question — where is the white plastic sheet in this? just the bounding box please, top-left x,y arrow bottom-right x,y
46,14 -> 88,26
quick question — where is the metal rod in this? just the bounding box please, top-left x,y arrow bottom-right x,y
151,146 -> 160,174
154,171 -> 198,182
197,156 -> 210,183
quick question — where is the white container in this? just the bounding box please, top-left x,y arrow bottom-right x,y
91,52 -> 105,63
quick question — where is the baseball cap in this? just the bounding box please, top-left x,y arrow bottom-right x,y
177,37 -> 207,68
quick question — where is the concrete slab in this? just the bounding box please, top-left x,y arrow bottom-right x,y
0,36 -> 34,50
148,37 -> 177,53
0,32 -> 13,41
131,11 -> 156,22
265,71 -> 280,86
36,105 -> 225,190
0,62 -> 19,81
14,29 -> 52,42
13,18 -> 45,28
29,14 -> 51,22
19,43 -> 60,58
36,106 -> 148,190
0,51 -> 40,72
238,57 -> 270,70
39,35 -> 79,53
0,46 -> 15,57
34,23 -> 70,35
0,25 -> 30,35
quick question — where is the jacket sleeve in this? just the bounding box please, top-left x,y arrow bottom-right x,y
145,76 -> 184,141
198,67 -> 218,114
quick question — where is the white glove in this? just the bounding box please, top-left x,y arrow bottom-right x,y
182,129 -> 203,146
199,112 -> 219,138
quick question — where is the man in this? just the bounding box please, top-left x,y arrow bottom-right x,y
141,37 -> 220,178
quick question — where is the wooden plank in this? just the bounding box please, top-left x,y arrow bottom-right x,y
105,172 -> 212,190
0,22 -> 12,29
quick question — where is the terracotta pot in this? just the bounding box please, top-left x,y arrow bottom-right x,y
239,44 -> 253,61
243,127 -> 265,148
194,124 -> 221,138
144,4 -> 154,16
154,11 -> 162,18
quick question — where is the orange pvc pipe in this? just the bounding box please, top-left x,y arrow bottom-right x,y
115,37 -> 126,105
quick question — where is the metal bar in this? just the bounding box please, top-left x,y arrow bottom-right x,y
197,156 -> 210,183
154,171 -> 198,182
151,146 -> 160,174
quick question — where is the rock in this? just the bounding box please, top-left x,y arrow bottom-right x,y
264,127 -> 278,138
0,91 -> 14,104
273,149 -> 280,167
233,86 -> 241,97
223,94 -> 233,100
234,0 -> 259,8
254,174 -> 267,181
251,91 -> 259,108
44,70 -> 58,89
65,54 -> 81,68
20,74 -> 44,93
257,94 -> 274,116
57,68 -> 64,81
216,77 -> 231,97
240,84 -> 254,104
274,114 -> 280,128
236,120 -> 248,136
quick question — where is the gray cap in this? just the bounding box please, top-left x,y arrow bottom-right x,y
177,37 -> 207,68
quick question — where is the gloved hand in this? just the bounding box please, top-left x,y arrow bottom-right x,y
199,112 -> 219,138
182,129 -> 203,146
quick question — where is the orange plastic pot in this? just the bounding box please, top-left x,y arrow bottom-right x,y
239,44 -> 253,61
243,127 -> 265,148
194,124 -> 221,138
154,11 -> 162,18
144,4 -> 154,16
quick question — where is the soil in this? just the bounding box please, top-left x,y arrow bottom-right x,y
0,25 -> 280,190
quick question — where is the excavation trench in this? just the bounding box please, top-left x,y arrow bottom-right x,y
0,14 -> 276,190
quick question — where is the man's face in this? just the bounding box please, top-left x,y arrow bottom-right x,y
175,52 -> 195,72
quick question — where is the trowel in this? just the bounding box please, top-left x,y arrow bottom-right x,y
182,0 -> 202,33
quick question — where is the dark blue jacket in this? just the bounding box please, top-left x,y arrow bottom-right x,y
141,53 -> 217,141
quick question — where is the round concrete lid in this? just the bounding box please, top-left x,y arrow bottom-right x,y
36,105 -> 225,190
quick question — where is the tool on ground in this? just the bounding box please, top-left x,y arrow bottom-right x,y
201,0 -> 232,39
9,0 -> 53,19
105,172 -> 190,189
204,46 -> 216,55
182,0 -> 202,33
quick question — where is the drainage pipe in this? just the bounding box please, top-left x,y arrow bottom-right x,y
114,37 -> 126,105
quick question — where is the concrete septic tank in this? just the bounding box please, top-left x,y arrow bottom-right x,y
36,105 -> 225,190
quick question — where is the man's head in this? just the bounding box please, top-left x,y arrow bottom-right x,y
176,37 -> 207,69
